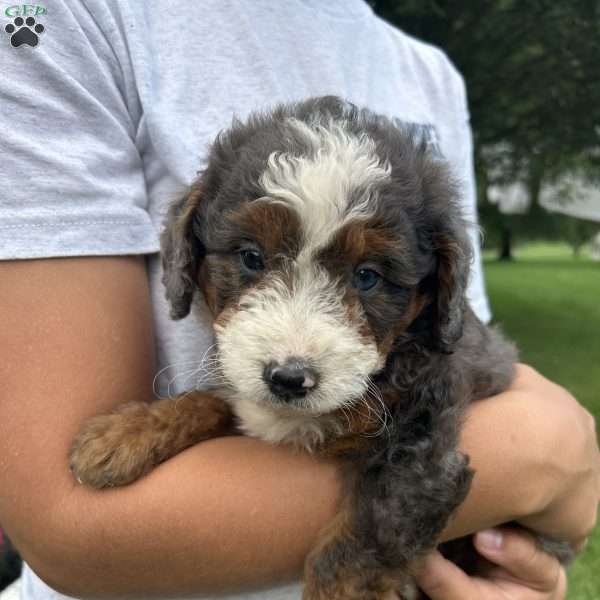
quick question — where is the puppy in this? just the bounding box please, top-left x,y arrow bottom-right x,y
70,96 -> 572,599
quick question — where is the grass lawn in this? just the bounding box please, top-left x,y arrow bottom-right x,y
484,242 -> 600,599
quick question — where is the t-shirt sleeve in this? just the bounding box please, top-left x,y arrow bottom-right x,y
0,0 -> 159,260
452,74 -> 493,324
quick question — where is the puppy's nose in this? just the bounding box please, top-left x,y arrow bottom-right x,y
263,359 -> 318,400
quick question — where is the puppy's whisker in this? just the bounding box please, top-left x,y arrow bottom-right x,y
368,389 -> 390,431
155,344 -> 223,399
152,359 -> 211,399
361,377 -> 391,438
341,399 -> 373,430
174,365 -> 218,391
183,362 -> 227,388
339,405 -> 353,432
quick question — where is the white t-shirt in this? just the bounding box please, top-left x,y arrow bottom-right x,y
0,1 -> 491,598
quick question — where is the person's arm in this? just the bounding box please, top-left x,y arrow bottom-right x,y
0,257 -> 341,597
1,257 -> 598,598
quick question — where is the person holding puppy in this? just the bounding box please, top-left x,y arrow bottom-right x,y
0,2 -> 598,600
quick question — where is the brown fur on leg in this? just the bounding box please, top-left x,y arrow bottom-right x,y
303,498 -> 405,600
70,391 -> 232,488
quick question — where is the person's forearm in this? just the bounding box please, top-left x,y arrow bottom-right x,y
19,436 -> 341,598
12,367 -> 595,598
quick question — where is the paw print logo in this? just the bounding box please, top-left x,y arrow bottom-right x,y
4,16 -> 45,48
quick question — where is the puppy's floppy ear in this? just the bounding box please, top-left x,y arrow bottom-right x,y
419,158 -> 473,354
432,225 -> 471,353
160,182 -> 204,320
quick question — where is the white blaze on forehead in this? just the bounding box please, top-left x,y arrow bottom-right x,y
215,118 -> 390,449
258,118 -> 391,253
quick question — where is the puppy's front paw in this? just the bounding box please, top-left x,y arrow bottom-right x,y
70,402 -> 157,488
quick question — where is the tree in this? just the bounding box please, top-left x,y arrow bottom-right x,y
561,216 -> 599,257
369,1 -> 600,257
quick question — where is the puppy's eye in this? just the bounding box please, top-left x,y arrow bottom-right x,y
353,268 -> 381,291
240,248 -> 265,273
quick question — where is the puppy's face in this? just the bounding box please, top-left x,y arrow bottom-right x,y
161,97 -> 470,440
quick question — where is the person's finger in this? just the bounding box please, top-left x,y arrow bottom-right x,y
414,550 -> 476,600
474,527 -> 563,592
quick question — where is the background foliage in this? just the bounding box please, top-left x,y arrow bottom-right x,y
370,0 -> 600,257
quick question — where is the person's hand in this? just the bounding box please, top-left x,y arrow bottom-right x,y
447,364 -> 600,548
509,365 -> 600,548
415,527 -> 567,600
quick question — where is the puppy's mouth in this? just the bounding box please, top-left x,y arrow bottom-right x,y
261,357 -> 320,408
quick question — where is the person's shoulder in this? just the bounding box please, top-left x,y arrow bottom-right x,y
374,16 -> 460,77
374,16 -> 467,105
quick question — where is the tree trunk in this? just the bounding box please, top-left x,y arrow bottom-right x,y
498,226 -> 513,261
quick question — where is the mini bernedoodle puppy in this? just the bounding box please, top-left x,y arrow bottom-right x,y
70,96 -> 573,599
